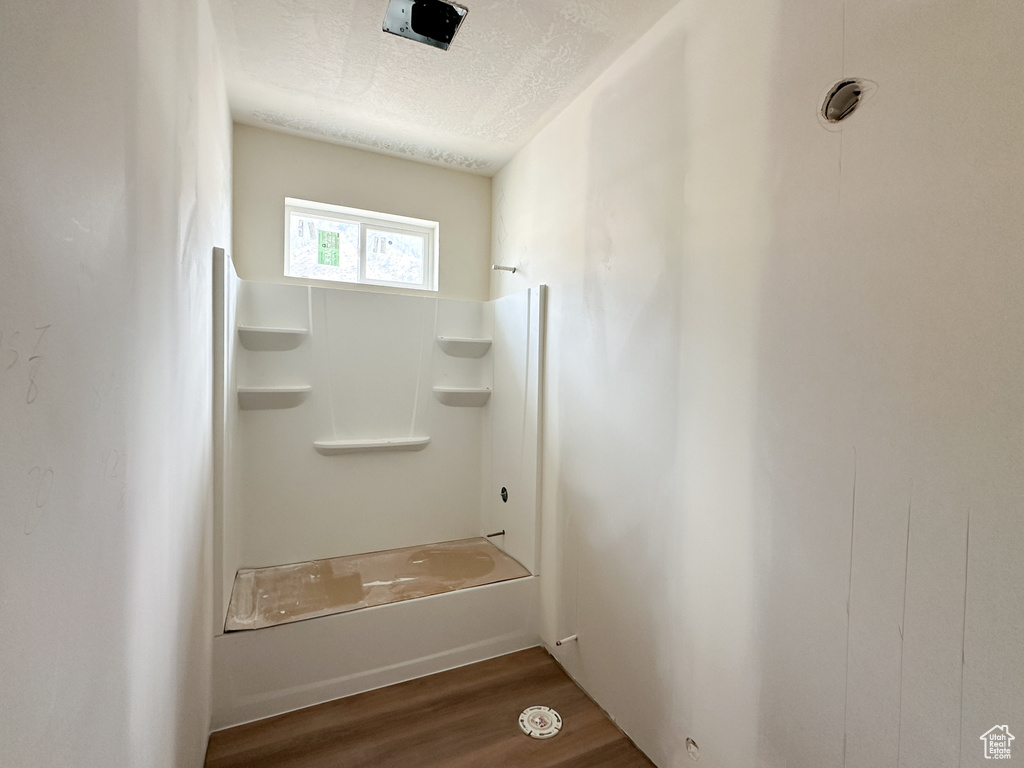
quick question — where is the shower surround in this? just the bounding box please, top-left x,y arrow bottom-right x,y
211,250 -> 544,727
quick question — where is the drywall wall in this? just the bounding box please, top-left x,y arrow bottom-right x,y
0,0 -> 231,765
232,124 -> 492,301
492,0 -> 1024,766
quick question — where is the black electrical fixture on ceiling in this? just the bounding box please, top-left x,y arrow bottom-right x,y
382,0 -> 469,51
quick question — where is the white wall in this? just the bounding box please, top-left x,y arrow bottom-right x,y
492,1 -> 1024,766
0,0 -> 231,765
232,124 -> 492,301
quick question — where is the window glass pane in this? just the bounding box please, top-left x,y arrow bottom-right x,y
287,213 -> 359,282
364,228 -> 425,285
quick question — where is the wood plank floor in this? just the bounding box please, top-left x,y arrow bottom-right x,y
205,647 -> 655,768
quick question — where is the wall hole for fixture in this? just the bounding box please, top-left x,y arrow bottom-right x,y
686,738 -> 700,760
820,78 -> 877,127
500,486 -> 508,503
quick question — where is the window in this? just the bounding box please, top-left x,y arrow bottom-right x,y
284,198 -> 438,291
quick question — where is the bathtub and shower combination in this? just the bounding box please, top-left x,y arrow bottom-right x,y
211,249 -> 544,728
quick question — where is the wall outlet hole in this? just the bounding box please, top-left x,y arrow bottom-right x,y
819,77 -> 877,127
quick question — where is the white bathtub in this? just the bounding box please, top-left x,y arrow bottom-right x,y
211,574 -> 539,729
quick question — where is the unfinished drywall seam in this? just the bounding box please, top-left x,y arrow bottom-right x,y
956,510 -> 971,765
841,447 -> 858,767
895,486 -> 913,768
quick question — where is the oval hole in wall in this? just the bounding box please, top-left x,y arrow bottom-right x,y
500,487 -> 508,503
686,738 -> 700,760
821,78 -> 874,124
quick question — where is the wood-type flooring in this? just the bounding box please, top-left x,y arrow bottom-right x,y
205,646 -> 655,768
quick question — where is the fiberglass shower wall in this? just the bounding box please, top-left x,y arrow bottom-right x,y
216,253 -> 543,625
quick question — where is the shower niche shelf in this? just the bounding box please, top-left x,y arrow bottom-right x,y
436,336 -> 492,358
433,386 -> 491,407
313,436 -> 431,455
238,325 -> 308,351
237,385 -> 312,410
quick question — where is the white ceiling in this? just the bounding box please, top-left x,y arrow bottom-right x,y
209,0 -> 681,175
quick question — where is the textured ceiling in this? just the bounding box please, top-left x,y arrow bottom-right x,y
209,0 -> 681,174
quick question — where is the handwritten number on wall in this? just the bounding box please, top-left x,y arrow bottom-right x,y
25,324 -> 50,405
0,324 -> 51,402
1,330 -> 19,371
23,466 -> 54,535
32,324 -> 51,353
105,449 -> 124,478
26,357 -> 41,404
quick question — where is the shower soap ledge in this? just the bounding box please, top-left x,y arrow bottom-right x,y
313,437 -> 431,455
436,336 -> 492,358
237,325 -> 308,351
433,387 -> 492,407
237,385 -> 312,410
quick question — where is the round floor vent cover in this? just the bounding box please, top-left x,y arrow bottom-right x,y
519,706 -> 562,739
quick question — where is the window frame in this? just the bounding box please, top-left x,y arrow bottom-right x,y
284,197 -> 439,292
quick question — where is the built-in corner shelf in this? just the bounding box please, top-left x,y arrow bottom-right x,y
237,385 -> 312,410
436,336 -> 492,358
238,325 -> 308,351
313,437 -> 431,455
433,386 -> 491,407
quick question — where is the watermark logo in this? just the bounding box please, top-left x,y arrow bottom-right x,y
981,725 -> 1014,759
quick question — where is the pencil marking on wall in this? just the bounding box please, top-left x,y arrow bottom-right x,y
957,510 -> 971,766
842,446 -> 857,768
23,466 -> 55,535
25,324 -> 51,405
26,357 -> 43,404
32,323 -> 51,354
104,449 -> 125,479
0,324 -> 51,396
0,329 -> 20,371
896,485 -> 913,768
